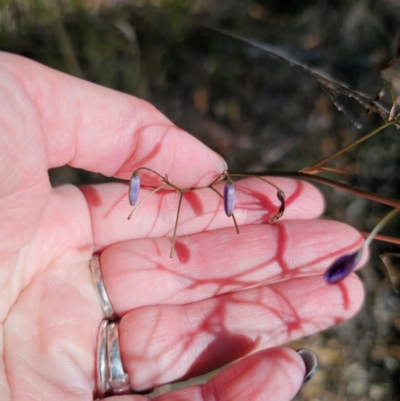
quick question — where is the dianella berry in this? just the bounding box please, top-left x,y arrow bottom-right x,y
129,171 -> 141,206
324,249 -> 363,284
223,179 -> 236,217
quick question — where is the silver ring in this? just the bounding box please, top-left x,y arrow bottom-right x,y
95,320 -> 108,398
107,322 -> 131,394
95,320 -> 131,398
90,255 -> 117,320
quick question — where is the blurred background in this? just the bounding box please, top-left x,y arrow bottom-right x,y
1,0 -> 400,399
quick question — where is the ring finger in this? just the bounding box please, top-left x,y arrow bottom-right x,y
117,274 -> 364,391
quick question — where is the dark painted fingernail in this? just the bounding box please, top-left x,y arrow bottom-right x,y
296,348 -> 318,384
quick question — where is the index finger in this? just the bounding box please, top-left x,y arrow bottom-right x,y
1,53 -> 226,187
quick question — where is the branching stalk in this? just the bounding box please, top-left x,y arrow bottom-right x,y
246,171 -> 400,209
364,208 -> 400,248
135,166 -> 166,181
127,185 -> 169,220
301,117 -> 400,174
170,191 -> 184,258
361,233 -> 400,246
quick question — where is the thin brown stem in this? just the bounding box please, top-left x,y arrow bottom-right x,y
245,171 -> 400,209
363,208 -> 400,248
127,185 -> 169,220
170,192 -> 184,258
380,253 -> 400,294
231,213 -> 240,234
229,173 -> 282,192
136,166 -> 166,181
228,174 -> 286,223
361,232 -> 400,246
206,171 -> 226,187
301,118 -> 400,174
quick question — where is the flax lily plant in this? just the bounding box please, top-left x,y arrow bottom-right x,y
127,29 -> 400,287
127,109 -> 400,287
128,167 -> 285,258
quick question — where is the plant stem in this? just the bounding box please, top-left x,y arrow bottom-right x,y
361,232 -> 400,246
300,118 -> 400,174
136,167 -> 166,181
245,171 -> 400,209
170,192 -> 184,258
229,173 -> 282,192
364,208 -> 400,248
301,118 -> 400,174
127,185 -> 169,220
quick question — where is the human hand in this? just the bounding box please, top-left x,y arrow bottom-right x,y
0,53 -> 365,401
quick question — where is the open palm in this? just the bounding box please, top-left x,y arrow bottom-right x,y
0,53 -> 364,401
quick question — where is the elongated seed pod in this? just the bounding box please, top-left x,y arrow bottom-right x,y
270,189 -> 286,223
129,171 -> 141,206
223,180 -> 235,217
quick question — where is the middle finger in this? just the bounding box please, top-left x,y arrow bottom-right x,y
100,219 -> 363,314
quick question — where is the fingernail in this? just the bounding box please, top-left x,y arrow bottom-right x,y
220,156 -> 228,170
296,348 -> 319,384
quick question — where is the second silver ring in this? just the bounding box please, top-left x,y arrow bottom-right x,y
90,254 -> 118,321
